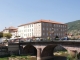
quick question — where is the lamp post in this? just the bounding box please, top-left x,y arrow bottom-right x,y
18,38 -> 20,55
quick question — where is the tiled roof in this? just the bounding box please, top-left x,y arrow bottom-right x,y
3,26 -> 17,32
8,26 -> 17,29
12,29 -> 17,32
18,19 -> 65,27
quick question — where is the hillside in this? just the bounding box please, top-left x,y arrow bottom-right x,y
66,20 -> 80,31
66,20 -> 80,37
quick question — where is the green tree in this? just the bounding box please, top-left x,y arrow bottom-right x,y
55,35 -> 59,40
3,33 -> 12,39
0,32 -> 3,38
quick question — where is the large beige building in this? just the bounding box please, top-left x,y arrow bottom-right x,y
18,20 -> 67,39
3,26 -> 17,38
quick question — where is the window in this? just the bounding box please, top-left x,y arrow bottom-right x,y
26,34 -> 27,36
63,29 -> 65,31
57,24 -> 58,27
28,25 -> 29,28
58,33 -> 60,36
32,24 -> 33,27
50,34 -> 51,36
47,28 -> 48,30
29,25 -> 31,27
54,24 -> 56,27
47,23 -> 48,26
49,24 -> 51,26
56,33 -> 58,36
65,29 -> 67,31
61,25 -> 62,27
30,33 -> 31,37
30,29 -> 31,32
56,29 -> 58,31
47,33 -> 48,36
24,30 -> 26,32
37,34 -> 39,36
59,25 -> 60,27
32,29 -> 33,31
43,28 -> 45,30
50,28 -> 51,31
54,33 -> 56,35
27,34 -> 29,37
43,23 -> 44,25
62,25 -> 64,28
28,29 -> 29,32
65,25 -> 67,28
43,33 -> 45,36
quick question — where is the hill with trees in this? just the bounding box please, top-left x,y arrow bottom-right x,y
66,20 -> 80,39
66,20 -> 80,32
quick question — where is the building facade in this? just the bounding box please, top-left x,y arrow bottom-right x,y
3,26 -> 18,38
18,20 -> 67,39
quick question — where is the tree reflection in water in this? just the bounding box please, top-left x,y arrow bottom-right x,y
44,56 -> 67,60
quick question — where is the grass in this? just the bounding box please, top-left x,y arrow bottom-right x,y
54,51 -> 78,60
0,57 -> 8,60
54,51 -> 68,56
0,55 -> 36,60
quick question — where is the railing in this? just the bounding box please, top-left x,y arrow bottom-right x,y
8,39 -> 80,43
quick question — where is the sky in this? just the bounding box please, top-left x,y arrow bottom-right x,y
0,0 -> 80,31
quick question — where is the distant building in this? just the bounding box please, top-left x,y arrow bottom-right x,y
18,19 -> 67,39
3,26 -> 18,38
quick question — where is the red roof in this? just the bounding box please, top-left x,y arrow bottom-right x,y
8,26 -> 17,29
3,26 -> 17,32
18,19 -> 65,27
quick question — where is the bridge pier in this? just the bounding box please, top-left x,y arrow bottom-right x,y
37,48 -> 41,60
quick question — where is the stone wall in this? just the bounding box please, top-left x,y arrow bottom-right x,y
0,46 -> 10,57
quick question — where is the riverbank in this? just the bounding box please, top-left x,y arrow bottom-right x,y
0,56 -> 36,60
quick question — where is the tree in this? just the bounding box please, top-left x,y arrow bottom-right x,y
55,35 -> 59,40
0,32 -> 3,38
47,37 -> 50,40
3,33 -> 12,39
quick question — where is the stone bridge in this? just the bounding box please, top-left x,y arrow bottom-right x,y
8,40 -> 80,60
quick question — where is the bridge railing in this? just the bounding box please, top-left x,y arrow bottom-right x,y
7,39 -> 80,43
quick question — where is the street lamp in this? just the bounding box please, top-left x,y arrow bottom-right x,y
18,37 -> 21,55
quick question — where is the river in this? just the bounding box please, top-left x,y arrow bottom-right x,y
44,56 -> 67,60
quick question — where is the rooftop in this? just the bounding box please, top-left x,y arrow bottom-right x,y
3,26 -> 17,32
18,19 -> 65,27
8,26 -> 17,30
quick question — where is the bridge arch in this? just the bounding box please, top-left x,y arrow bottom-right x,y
23,44 -> 37,56
54,45 -> 67,52
41,44 -> 67,57
41,44 -> 56,57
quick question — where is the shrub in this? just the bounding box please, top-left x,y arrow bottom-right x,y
11,55 -> 16,57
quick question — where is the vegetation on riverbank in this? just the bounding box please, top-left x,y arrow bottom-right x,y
0,51 -> 80,60
0,57 -> 8,60
0,55 -> 36,60
54,51 -> 78,60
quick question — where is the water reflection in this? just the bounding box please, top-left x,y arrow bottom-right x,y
44,56 -> 67,60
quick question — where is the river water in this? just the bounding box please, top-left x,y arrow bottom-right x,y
44,56 -> 67,60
